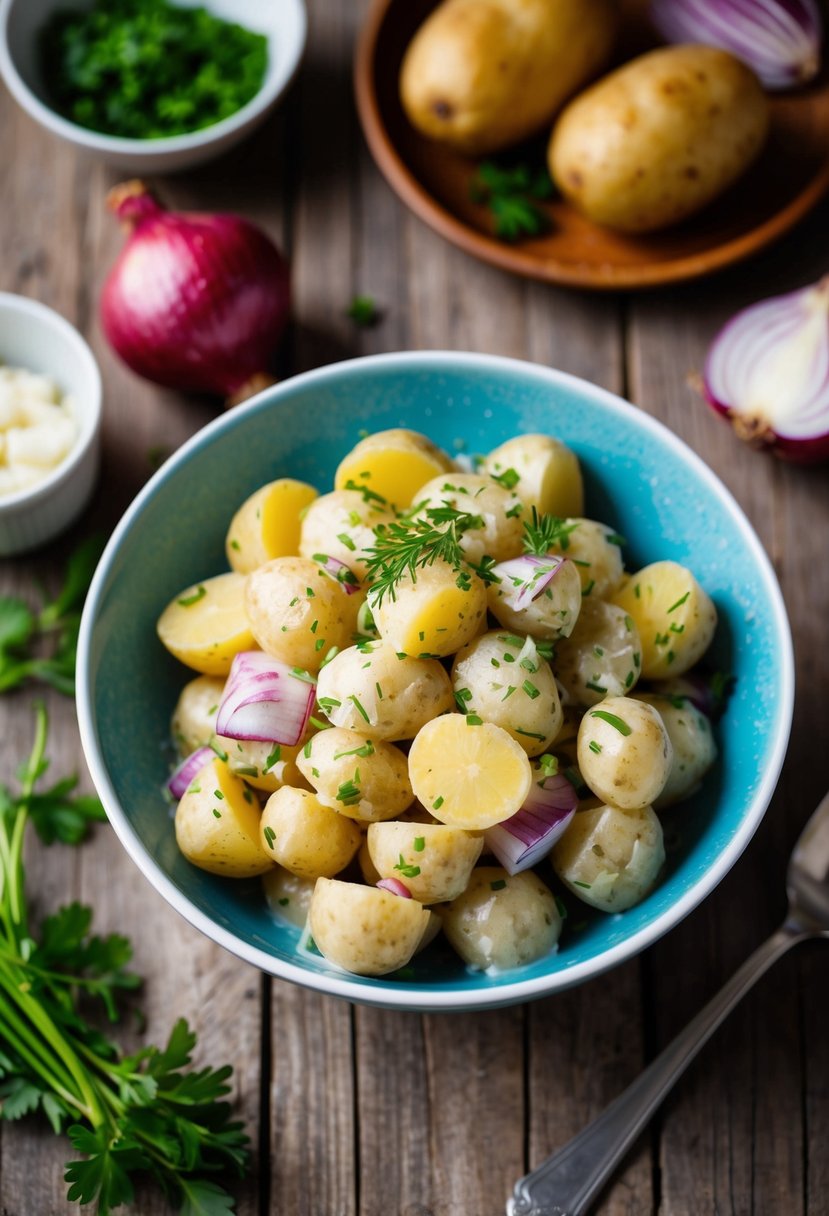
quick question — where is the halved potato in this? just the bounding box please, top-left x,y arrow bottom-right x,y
611,561 -> 717,678
309,878 -> 431,975
334,428 -> 454,509
175,756 -> 272,878
226,478 -> 318,573
158,573 -> 254,676
367,821 -> 483,904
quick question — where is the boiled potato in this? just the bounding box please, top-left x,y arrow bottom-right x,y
217,736 -> 309,794
555,600 -> 641,707
299,489 -> 395,579
244,556 -> 362,673
481,434 -> 583,519
577,696 -> 672,811
552,803 -> 665,912
171,674 -> 225,755
400,0 -> 617,156
334,428 -> 454,509
634,693 -> 717,809
316,640 -> 454,740
549,519 -> 624,599
309,878 -> 431,975
441,867 -> 561,970
296,727 -> 414,823
611,561 -> 717,678
372,559 -> 487,658
262,867 -> 315,928
367,821 -> 483,904
157,573 -> 254,676
413,473 -> 524,563
488,556 -> 582,640
452,630 -> 562,756
549,45 -> 769,233
226,478 -> 318,574
259,786 -> 361,879
174,756 -> 272,878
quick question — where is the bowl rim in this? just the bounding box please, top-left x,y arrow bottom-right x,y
0,0 -> 307,156
76,350 -> 795,1011
0,291 -> 102,511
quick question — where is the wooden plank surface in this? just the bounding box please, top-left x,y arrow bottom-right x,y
1,0 -> 828,1212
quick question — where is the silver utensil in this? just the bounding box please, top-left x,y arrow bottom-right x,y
508,789 -> 829,1216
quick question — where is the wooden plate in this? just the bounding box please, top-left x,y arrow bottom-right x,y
354,0 -> 829,290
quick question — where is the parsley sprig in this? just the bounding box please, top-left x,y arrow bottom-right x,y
0,707 -> 249,1214
364,506 -> 487,607
470,161 -> 554,242
0,536 -> 102,696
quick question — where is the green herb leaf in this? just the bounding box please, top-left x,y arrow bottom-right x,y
346,295 -> 380,327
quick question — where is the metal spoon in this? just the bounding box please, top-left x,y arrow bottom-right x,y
508,789 -> 829,1216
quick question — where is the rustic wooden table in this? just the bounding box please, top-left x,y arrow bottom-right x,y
1,3 -> 828,1213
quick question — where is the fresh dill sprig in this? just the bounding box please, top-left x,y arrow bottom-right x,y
522,508 -> 579,556
364,507 -> 485,607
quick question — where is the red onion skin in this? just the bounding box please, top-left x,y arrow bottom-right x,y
101,182 -> 290,398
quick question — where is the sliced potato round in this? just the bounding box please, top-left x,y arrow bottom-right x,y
372,559 -> 487,658
552,803 -> 665,912
309,877 -> 431,975
413,472 -> 524,563
577,695 -> 672,810
171,674 -> 225,755
611,561 -> 717,678
262,867 -> 316,928
481,434 -> 583,519
226,478 -> 318,574
259,786 -> 361,879
296,727 -> 414,823
634,692 -> 717,809
555,599 -> 641,707
174,756 -> 272,878
488,556 -> 582,640
334,428 -> 454,509
316,640 -> 454,740
441,867 -> 561,971
299,489 -> 395,578
158,573 -> 254,676
367,821 -> 483,904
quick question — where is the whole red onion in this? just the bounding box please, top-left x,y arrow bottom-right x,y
101,181 -> 290,401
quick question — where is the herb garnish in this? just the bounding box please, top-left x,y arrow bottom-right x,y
470,161 -> 554,242
590,710 -> 632,736
522,508 -> 579,557
364,506 -> 489,607
394,854 -> 421,880
346,295 -> 380,327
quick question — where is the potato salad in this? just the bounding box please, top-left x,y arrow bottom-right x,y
158,427 -> 722,978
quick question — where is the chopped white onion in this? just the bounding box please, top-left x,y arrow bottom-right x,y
491,553 -> 566,612
216,651 -> 316,745
485,772 -> 578,875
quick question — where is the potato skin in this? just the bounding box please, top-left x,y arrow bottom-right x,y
367,821 -> 483,904
552,803 -> 665,912
309,878 -> 431,976
441,867 -> 561,970
549,45 -> 769,233
400,0 -> 618,156
577,696 -> 672,811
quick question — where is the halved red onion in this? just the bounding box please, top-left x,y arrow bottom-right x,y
491,554 -> 566,612
651,0 -> 822,90
485,773 -> 578,876
377,878 -> 412,898
313,553 -> 360,594
703,276 -> 829,463
167,747 -> 214,799
216,651 -> 315,745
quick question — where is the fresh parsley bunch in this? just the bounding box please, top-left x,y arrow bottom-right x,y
0,706 -> 249,1214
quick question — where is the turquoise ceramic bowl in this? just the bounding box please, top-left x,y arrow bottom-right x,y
77,353 -> 793,1011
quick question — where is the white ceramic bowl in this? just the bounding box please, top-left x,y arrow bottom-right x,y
0,293 -> 101,556
0,0 -> 307,173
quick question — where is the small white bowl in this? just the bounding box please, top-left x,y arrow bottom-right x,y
0,294 -> 101,556
0,0 -> 307,173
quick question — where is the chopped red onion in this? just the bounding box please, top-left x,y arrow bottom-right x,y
313,553 -> 361,594
377,877 -> 412,898
216,651 -> 315,745
485,772 -> 578,875
167,747 -> 214,800
651,0 -> 822,90
491,554 -> 566,612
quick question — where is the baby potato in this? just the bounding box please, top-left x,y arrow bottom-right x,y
259,786 -> 361,879
555,600 -> 642,707
299,489 -> 395,579
158,573 -> 254,676
441,867 -> 561,971
296,727 -> 414,823
334,428 -> 454,509
488,556 -> 582,640
611,561 -> 717,678
577,696 -> 672,810
552,803 -> 665,912
413,473 -> 523,563
262,867 -> 315,928
358,837 -> 382,886
309,878 -> 431,976
634,693 -> 717,809
372,559 -> 487,658
367,821 -> 483,904
175,756 -> 273,878
244,557 -> 362,673
549,45 -> 769,233
226,478 -> 318,574
481,433 -> 583,520
217,736 -> 309,794
549,519 -> 624,599
452,630 -> 562,756
316,640 -> 454,740
171,674 -> 225,755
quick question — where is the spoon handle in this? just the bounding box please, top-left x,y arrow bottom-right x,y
508,922 -> 807,1216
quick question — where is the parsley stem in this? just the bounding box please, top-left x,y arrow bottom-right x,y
8,702 -> 48,930
0,977 -> 94,1120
